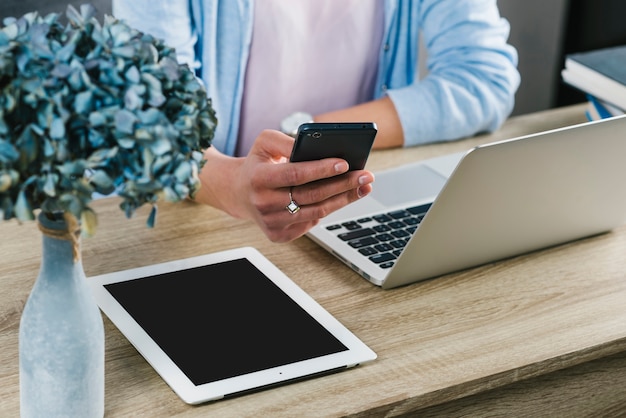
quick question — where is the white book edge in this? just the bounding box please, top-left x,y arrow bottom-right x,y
562,58 -> 626,110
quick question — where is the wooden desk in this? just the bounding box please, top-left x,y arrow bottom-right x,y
2,104 -> 626,416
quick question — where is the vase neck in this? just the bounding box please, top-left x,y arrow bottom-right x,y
38,232 -> 85,287
41,234 -> 82,265
38,212 -> 82,263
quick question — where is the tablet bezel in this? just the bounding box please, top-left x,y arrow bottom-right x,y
88,246 -> 376,404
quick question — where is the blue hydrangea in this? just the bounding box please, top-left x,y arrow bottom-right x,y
0,4 -> 217,234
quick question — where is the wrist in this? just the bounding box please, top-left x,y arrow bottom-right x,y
193,149 -> 246,218
280,111 -> 314,137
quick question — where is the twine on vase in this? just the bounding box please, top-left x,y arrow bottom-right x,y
38,212 -> 81,262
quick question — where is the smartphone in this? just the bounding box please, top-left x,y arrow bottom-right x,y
289,122 -> 377,170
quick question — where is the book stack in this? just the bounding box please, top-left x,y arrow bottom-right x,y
561,45 -> 626,121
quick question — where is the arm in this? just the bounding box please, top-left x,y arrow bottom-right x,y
315,97 -> 403,149
392,0 -> 520,147
314,0 -> 520,149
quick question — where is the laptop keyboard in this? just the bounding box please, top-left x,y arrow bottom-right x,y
325,203 -> 432,269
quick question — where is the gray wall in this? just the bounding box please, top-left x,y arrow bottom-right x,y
498,0 -> 570,115
0,1 -> 111,21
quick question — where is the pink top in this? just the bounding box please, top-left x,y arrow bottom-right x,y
236,0 -> 384,156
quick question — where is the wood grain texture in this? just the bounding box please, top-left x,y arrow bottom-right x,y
398,350 -> 626,417
3,104 -> 625,417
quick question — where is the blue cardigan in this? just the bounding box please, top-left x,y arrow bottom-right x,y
113,0 -> 520,155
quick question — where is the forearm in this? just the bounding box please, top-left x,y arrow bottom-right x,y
314,96 -> 404,149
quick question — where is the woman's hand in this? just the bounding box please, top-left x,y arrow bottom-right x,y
193,129 -> 375,242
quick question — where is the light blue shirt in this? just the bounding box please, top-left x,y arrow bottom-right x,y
113,0 -> 520,156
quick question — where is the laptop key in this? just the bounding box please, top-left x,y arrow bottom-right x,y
348,237 -> 378,248
338,228 -> 376,241
390,240 -> 406,249
374,243 -> 394,252
388,209 -> 411,219
369,253 -> 396,264
358,247 -> 378,256
387,221 -> 406,229
373,224 -> 391,233
407,203 -> 432,215
373,214 -> 392,223
375,233 -> 394,242
341,221 -> 362,231
404,217 -> 420,226
391,229 -> 410,238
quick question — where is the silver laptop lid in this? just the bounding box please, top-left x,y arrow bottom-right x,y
383,115 -> 626,288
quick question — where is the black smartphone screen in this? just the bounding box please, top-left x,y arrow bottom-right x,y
289,122 -> 377,170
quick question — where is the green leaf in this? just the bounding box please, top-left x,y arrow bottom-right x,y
125,66 -> 140,83
114,109 -> 137,135
16,127 -> 38,166
15,190 -> 34,221
43,173 -> 57,196
49,117 -> 66,140
173,161 -> 192,183
74,90 -> 93,114
148,138 -> 172,156
80,206 -> 98,237
0,172 -> 14,192
146,205 -> 157,228
57,160 -> 87,177
51,62 -> 72,78
89,170 -> 115,195
88,111 -> 107,127
0,195 -> 14,220
0,139 -> 19,162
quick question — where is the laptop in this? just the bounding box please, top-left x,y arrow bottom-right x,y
307,115 -> 626,289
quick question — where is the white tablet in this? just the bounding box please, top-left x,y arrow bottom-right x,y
88,246 -> 376,404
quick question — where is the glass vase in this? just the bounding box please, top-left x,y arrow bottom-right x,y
19,212 -> 104,417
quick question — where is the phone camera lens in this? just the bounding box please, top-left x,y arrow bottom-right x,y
312,131 -> 322,139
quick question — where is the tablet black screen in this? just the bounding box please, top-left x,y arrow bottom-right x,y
104,258 -> 348,386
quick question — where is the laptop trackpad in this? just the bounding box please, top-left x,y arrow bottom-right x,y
371,164 -> 447,206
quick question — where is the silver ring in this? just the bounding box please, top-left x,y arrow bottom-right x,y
285,188 -> 300,214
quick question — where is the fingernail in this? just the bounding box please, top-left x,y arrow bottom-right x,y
335,162 -> 349,173
358,174 -> 372,185
357,186 -> 370,198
